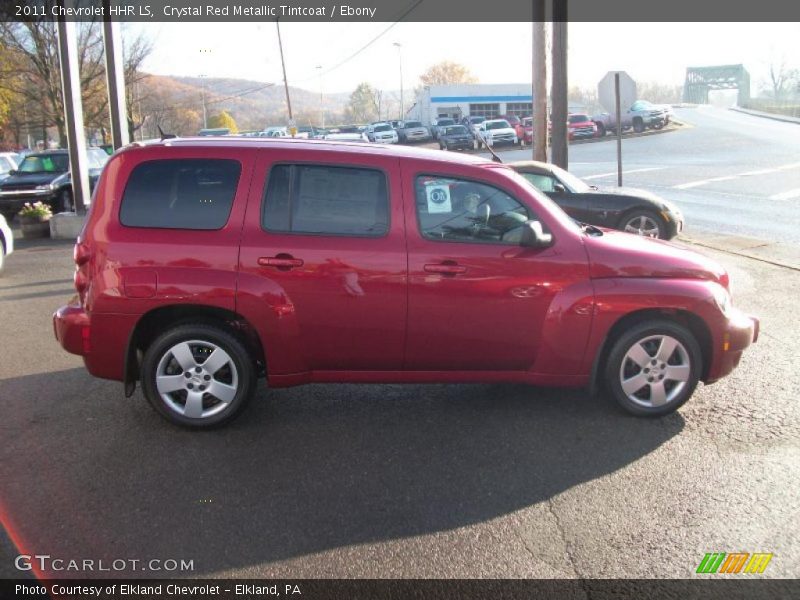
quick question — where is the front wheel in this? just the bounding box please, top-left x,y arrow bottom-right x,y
141,323 -> 257,428
633,119 -> 645,133
604,320 -> 702,417
620,210 -> 666,239
59,189 -> 73,213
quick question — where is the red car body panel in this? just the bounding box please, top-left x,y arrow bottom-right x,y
53,138 -> 756,397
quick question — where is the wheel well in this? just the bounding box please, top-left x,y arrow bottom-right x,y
590,308 -> 712,395
124,305 -> 266,396
616,206 -> 665,229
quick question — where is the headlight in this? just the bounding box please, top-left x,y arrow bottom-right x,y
35,183 -> 55,191
711,283 -> 733,316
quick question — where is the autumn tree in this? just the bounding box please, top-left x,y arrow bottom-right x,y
208,110 -> 238,133
419,61 -> 478,87
346,83 -> 381,123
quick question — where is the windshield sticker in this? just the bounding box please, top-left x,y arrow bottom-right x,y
426,184 -> 452,214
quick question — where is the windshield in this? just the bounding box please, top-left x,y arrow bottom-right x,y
469,117 -> 485,124
568,114 -> 590,124
436,118 -> 454,126
404,121 -> 423,128
443,125 -> 468,135
494,166 -> 581,234
522,118 -> 533,127
486,120 -> 510,130
374,124 -> 391,132
18,154 -> 69,173
550,163 -> 591,193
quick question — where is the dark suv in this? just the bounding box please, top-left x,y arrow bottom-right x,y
0,148 -> 108,219
55,137 -> 757,428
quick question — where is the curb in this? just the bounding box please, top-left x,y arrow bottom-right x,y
729,106 -> 800,125
678,235 -> 800,272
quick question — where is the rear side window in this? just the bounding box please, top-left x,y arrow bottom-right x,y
120,159 -> 240,230
262,164 -> 388,237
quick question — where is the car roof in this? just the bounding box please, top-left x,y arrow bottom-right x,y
120,137 -> 493,167
508,160 -> 553,174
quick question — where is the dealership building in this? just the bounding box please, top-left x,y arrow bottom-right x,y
409,83 -> 583,123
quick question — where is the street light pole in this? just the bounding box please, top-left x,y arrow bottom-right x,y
276,19 -> 294,133
199,48 -> 211,129
393,42 -> 404,120
316,65 -> 324,128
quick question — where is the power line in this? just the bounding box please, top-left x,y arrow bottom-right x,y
288,0 -> 425,84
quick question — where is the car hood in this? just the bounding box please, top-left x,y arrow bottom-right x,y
583,230 -> 727,287
0,171 -> 64,188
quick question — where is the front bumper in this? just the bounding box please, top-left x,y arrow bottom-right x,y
373,137 -> 397,144
443,139 -> 473,150
0,190 -> 58,216
706,309 -> 759,383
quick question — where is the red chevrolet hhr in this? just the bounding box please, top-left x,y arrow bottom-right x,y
54,138 -> 757,428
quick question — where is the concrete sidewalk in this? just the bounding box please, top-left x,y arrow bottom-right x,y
730,106 -> 800,125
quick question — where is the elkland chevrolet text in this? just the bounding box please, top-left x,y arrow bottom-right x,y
54,138 -> 758,428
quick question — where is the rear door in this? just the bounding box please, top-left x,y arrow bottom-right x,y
238,148 -> 407,374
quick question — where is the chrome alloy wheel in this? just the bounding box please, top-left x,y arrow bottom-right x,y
155,340 -> 239,419
618,334 -> 691,408
623,214 -> 661,238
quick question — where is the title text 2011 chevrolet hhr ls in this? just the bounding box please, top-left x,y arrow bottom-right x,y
54,138 -> 758,428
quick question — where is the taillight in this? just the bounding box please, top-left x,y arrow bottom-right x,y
73,241 -> 92,304
73,241 -> 91,266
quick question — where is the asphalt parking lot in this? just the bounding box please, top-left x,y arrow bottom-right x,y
1,233 -> 798,579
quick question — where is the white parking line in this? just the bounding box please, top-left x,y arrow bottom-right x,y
769,188 -> 800,201
582,167 -> 666,180
674,162 -> 800,189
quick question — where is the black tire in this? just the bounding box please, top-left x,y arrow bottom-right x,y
0,242 -> 5,274
440,142 -> 447,151
595,122 -> 606,137
604,319 -> 702,417
141,323 -> 257,428
633,118 -> 645,133
618,209 -> 668,239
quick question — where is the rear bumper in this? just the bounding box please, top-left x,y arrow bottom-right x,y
53,301 -> 90,356
706,309 -> 759,383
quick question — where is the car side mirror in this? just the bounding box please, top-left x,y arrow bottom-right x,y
521,220 -> 553,248
553,183 -> 567,193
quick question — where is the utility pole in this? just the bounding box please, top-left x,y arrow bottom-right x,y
56,17 -> 90,213
276,19 -> 294,134
394,42 -> 404,120
532,2 -> 548,162
550,1 -> 568,169
102,1 -> 130,150
199,48 -> 211,129
316,65 -> 325,128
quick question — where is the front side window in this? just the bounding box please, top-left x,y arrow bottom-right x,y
415,175 -> 531,245
263,164 -> 388,237
119,159 -> 240,230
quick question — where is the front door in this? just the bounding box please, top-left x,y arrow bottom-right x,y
403,167 -> 565,371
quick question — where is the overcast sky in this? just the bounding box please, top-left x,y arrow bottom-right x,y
128,22 -> 800,95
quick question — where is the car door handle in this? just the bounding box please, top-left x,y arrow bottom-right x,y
424,263 -> 466,275
258,256 -> 304,269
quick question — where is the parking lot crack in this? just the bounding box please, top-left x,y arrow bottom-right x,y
547,498 -> 590,598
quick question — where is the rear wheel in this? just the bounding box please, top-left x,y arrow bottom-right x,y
633,118 -> 645,133
604,320 -> 701,417
141,323 -> 256,428
596,122 -> 606,136
620,210 -> 666,239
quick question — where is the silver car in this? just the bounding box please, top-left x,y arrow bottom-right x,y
0,213 -> 14,274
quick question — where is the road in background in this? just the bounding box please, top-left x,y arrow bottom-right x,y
495,107 -> 800,257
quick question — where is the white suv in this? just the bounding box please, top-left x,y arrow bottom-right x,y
476,119 -> 518,148
367,123 -> 399,144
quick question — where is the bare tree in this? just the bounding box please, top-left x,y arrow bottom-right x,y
766,57 -> 798,101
